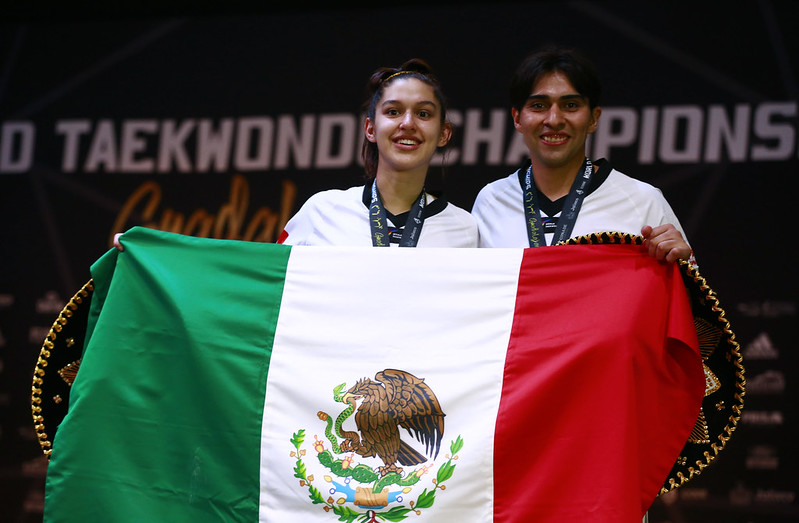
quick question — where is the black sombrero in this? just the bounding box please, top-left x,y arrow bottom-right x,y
31,280 -> 94,458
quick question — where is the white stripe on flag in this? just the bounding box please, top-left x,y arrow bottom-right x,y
259,247 -> 524,521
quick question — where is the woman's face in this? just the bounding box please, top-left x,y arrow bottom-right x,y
365,77 -> 452,178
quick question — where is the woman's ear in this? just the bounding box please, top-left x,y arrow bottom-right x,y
438,121 -> 453,147
364,118 -> 377,143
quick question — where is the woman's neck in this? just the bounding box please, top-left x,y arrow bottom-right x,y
375,170 -> 426,215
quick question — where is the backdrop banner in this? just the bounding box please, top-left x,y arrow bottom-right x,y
2,3 -> 796,521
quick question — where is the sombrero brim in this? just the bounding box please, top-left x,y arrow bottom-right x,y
32,280 -> 94,457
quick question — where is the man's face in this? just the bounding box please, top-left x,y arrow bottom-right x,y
512,71 -> 601,172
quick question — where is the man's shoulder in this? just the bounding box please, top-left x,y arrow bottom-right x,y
471,169 -> 525,220
604,168 -> 662,194
475,170 -> 521,198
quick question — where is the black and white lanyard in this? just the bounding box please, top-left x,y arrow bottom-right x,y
369,179 -> 426,247
519,158 -> 593,247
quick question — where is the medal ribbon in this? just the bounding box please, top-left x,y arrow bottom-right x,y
369,179 -> 426,247
519,158 -> 593,247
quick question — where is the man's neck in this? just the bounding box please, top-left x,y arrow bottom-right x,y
530,157 -> 587,201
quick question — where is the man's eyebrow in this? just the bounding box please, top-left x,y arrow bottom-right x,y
527,93 -> 586,101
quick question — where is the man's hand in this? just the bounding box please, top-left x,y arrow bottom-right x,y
641,224 -> 691,263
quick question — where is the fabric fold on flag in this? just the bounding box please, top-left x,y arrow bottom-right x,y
494,244 -> 703,520
43,227 -> 704,523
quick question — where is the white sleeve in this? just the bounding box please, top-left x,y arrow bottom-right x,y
280,196 -> 320,246
470,188 -> 496,248
471,181 -> 524,248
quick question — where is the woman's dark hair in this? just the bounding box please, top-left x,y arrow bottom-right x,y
361,58 -> 449,180
509,45 -> 602,112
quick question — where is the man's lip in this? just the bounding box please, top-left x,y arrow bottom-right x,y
541,134 -> 569,144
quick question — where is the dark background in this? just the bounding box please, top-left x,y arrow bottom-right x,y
1,1 -> 797,521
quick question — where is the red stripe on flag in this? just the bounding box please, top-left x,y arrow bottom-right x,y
493,244 -> 703,522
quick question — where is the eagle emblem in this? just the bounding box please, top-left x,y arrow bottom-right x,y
290,369 -> 463,520
324,369 -> 445,477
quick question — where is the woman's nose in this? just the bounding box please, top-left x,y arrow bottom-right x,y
398,111 -> 415,129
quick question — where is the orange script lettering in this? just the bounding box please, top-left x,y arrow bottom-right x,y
111,175 -> 297,245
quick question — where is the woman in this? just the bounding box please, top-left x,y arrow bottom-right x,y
277,59 -> 478,247
115,60 -> 477,251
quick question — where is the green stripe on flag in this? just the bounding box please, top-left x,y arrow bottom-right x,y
45,228 -> 291,522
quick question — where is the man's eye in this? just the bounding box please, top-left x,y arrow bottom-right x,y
418,110 -> 431,118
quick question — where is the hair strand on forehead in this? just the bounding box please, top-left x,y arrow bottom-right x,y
509,45 -> 602,113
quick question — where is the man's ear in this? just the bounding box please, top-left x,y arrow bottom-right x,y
588,106 -> 602,134
511,108 -> 522,132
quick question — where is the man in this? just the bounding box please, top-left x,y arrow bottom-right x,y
472,46 -> 698,522
472,45 -> 694,266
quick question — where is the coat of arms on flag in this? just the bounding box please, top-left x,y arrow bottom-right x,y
290,369 -> 461,521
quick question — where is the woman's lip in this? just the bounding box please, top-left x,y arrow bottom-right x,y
394,137 -> 421,147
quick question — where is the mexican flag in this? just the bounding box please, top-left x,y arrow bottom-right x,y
44,227 -> 704,522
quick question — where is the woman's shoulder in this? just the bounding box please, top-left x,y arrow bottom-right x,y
437,200 -> 479,237
309,184 -> 363,200
442,199 -> 477,220
298,185 -> 364,210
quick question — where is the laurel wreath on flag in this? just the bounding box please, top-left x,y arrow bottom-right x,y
290,429 -> 464,522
